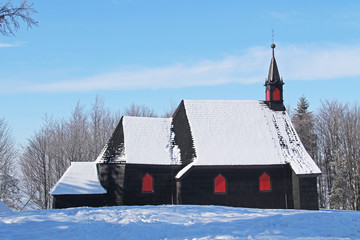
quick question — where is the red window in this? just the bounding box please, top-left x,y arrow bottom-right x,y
214,174 -> 226,193
266,89 -> 270,101
260,172 -> 271,191
273,88 -> 281,101
142,173 -> 153,192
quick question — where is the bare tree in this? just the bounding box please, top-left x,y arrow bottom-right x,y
124,103 -> 157,117
330,103 -> 360,210
0,0 -> 37,36
20,116 -> 71,210
65,102 -> 91,162
89,96 -> 119,160
162,100 -> 178,118
20,127 -> 51,209
315,100 -> 344,209
0,118 -> 20,210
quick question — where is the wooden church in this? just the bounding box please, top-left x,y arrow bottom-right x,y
51,44 -> 321,210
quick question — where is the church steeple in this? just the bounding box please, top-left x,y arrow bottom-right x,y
265,43 -> 285,111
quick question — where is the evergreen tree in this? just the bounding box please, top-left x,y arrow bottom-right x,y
292,96 -> 317,159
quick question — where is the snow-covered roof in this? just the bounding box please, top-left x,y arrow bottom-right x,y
50,162 -> 106,195
96,116 -> 176,165
122,116 -> 174,165
178,100 -> 321,176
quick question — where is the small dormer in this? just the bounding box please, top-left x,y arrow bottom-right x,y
264,44 -> 285,111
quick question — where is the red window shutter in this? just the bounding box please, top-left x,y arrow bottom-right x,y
260,172 -> 271,191
142,173 -> 153,192
273,88 -> 281,101
266,89 -> 270,101
214,174 -> 226,193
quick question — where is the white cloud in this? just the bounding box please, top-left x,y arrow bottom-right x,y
7,43 -> 360,93
278,44 -> 360,81
0,42 -> 24,48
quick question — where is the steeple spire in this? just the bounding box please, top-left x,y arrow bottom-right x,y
267,44 -> 281,83
264,43 -> 285,111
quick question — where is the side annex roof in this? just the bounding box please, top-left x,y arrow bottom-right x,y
50,162 -> 106,195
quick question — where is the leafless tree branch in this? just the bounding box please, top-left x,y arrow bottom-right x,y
0,0 -> 37,36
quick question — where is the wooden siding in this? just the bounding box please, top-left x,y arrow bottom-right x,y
97,163 -> 126,206
123,164 -> 182,205
172,101 -> 196,165
52,194 -> 106,209
299,177 -> 319,210
177,165 -> 294,209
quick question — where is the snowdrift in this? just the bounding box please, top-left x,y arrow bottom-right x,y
0,205 -> 359,239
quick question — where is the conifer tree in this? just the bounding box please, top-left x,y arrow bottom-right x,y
292,96 -> 317,159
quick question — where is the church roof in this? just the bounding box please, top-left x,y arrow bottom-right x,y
96,116 -> 176,165
95,100 -> 320,176
122,116 -> 175,165
50,162 -> 106,195
176,100 -> 321,177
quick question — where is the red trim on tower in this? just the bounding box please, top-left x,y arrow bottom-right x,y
266,89 -> 270,101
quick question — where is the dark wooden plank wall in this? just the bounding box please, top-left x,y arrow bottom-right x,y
97,163 -> 126,206
299,177 -> 319,210
123,164 -> 182,205
177,165 -> 294,209
53,194 -> 106,209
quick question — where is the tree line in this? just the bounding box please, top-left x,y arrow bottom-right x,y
0,96 -> 175,210
292,97 -> 360,210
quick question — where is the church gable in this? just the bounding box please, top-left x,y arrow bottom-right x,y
98,117 -> 125,163
172,100 -> 197,166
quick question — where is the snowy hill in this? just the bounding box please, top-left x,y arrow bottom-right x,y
0,205 -> 359,239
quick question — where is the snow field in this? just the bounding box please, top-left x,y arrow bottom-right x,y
0,205 -> 359,240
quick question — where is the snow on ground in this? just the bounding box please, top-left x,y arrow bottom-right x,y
1,205 -> 359,240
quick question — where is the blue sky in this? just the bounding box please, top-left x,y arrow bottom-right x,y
1,0 -> 360,145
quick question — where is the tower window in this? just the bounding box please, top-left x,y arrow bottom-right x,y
273,88 -> 281,101
214,174 -> 226,193
266,89 -> 270,101
260,172 -> 271,192
142,173 -> 153,192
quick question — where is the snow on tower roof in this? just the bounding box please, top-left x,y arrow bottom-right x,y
178,100 -> 321,176
50,162 -> 106,195
122,116 -> 175,165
